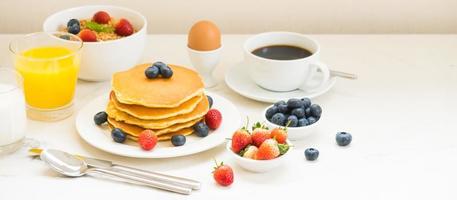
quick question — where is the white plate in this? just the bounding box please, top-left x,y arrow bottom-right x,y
225,62 -> 337,103
76,92 -> 241,158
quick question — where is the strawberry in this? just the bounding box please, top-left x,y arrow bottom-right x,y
79,29 -> 97,42
256,139 -> 280,160
251,122 -> 270,147
92,11 -> 111,24
138,130 -> 157,151
270,127 -> 288,144
205,109 -> 222,130
231,128 -> 251,153
115,18 -> 134,36
213,161 -> 234,186
241,145 -> 258,159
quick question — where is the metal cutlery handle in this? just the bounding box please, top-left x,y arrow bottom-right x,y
112,165 -> 201,190
89,168 -> 192,195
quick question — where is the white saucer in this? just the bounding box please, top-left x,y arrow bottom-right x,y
225,62 -> 337,103
75,91 -> 241,158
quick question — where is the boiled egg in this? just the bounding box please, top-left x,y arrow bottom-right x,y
188,20 -> 221,51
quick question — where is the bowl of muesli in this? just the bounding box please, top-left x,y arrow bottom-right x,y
43,5 -> 147,81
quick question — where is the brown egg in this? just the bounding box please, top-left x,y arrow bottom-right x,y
188,20 -> 221,51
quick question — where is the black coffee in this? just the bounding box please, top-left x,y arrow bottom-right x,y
251,45 -> 312,60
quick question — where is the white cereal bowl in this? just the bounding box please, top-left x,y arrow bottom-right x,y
226,140 -> 293,173
43,5 -> 147,81
263,105 -> 321,140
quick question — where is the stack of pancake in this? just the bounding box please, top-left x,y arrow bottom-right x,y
106,63 -> 208,141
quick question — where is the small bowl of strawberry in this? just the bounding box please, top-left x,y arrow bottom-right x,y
226,122 -> 293,173
43,5 -> 147,81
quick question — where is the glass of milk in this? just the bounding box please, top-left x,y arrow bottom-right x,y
0,67 -> 27,155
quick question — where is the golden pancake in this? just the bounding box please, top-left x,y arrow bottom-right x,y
112,63 -> 204,108
126,128 -> 194,142
107,117 -> 201,136
110,91 -> 204,120
106,96 -> 209,129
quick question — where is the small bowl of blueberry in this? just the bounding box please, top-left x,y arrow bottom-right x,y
263,98 -> 322,140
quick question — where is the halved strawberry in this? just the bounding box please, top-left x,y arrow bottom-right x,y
256,139 -> 280,160
115,18 -> 134,36
93,11 -> 111,24
270,127 -> 288,144
231,128 -> 251,153
251,122 -> 270,147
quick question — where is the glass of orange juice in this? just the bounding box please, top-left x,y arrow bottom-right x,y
9,32 -> 83,121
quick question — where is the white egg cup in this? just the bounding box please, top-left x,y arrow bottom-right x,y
187,46 -> 222,88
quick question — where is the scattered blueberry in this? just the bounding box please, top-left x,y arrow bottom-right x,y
274,100 -> 286,106
111,128 -> 126,143
94,111 -> 108,125
270,113 -> 286,126
336,132 -> 352,146
287,115 -> 298,127
67,24 -> 80,34
193,122 -> 209,137
67,19 -> 80,27
305,107 -> 311,117
291,107 -> 305,118
307,116 -> 317,125
301,98 -> 312,108
277,104 -> 288,113
59,35 -> 71,40
145,65 -> 160,79
207,95 -> 213,108
304,148 -> 319,161
287,98 -> 304,109
152,61 -> 167,69
171,134 -> 186,146
310,104 -> 322,118
298,118 -> 309,126
265,106 -> 279,119
159,65 -> 173,78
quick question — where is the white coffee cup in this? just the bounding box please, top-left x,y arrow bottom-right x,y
244,32 -> 330,92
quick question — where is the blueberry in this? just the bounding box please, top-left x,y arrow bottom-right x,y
304,148 -> 319,161
152,61 -> 167,69
265,106 -> 279,119
145,65 -> 160,79
159,66 -> 173,78
298,118 -> 309,127
67,19 -> 80,28
59,35 -> 71,40
67,24 -> 80,34
207,95 -> 213,108
171,134 -> 186,146
111,128 -> 126,143
274,100 -> 286,106
270,113 -> 286,126
291,108 -> 305,118
286,115 -> 298,127
310,104 -> 322,118
305,107 -> 311,117
336,132 -> 352,146
277,104 -> 288,113
307,116 -> 317,125
94,111 -> 108,125
193,122 -> 209,137
301,97 -> 311,108
287,98 -> 304,109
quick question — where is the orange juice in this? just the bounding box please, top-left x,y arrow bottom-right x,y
15,46 -> 80,109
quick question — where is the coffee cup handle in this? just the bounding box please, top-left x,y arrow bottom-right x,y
299,62 -> 330,91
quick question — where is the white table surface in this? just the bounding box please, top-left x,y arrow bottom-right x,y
1,34 -> 457,199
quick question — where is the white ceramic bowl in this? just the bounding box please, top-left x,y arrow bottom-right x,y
226,140 -> 293,173
43,5 -> 147,81
263,105 -> 321,140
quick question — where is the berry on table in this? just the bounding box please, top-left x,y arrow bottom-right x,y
336,132 -> 352,146
193,122 -> 209,137
270,113 -> 286,126
171,134 -> 186,146
213,160 -> 234,186
111,128 -> 126,143
94,111 -> 108,125
138,130 -> 158,150
79,29 -> 97,42
304,148 -> 319,161
93,11 -> 111,24
205,109 -> 222,130
115,18 -> 134,36
145,65 -> 160,79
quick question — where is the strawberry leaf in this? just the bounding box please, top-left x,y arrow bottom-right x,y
278,144 -> 289,155
238,145 -> 250,157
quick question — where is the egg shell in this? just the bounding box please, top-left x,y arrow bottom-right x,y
188,20 -> 221,51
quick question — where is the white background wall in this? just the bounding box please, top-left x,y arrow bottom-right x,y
0,0 -> 456,34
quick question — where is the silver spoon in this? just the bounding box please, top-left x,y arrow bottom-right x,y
40,149 -> 192,195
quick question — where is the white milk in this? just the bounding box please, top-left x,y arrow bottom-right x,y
0,83 -> 26,146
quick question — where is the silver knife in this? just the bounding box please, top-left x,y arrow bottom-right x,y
29,148 -> 201,190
